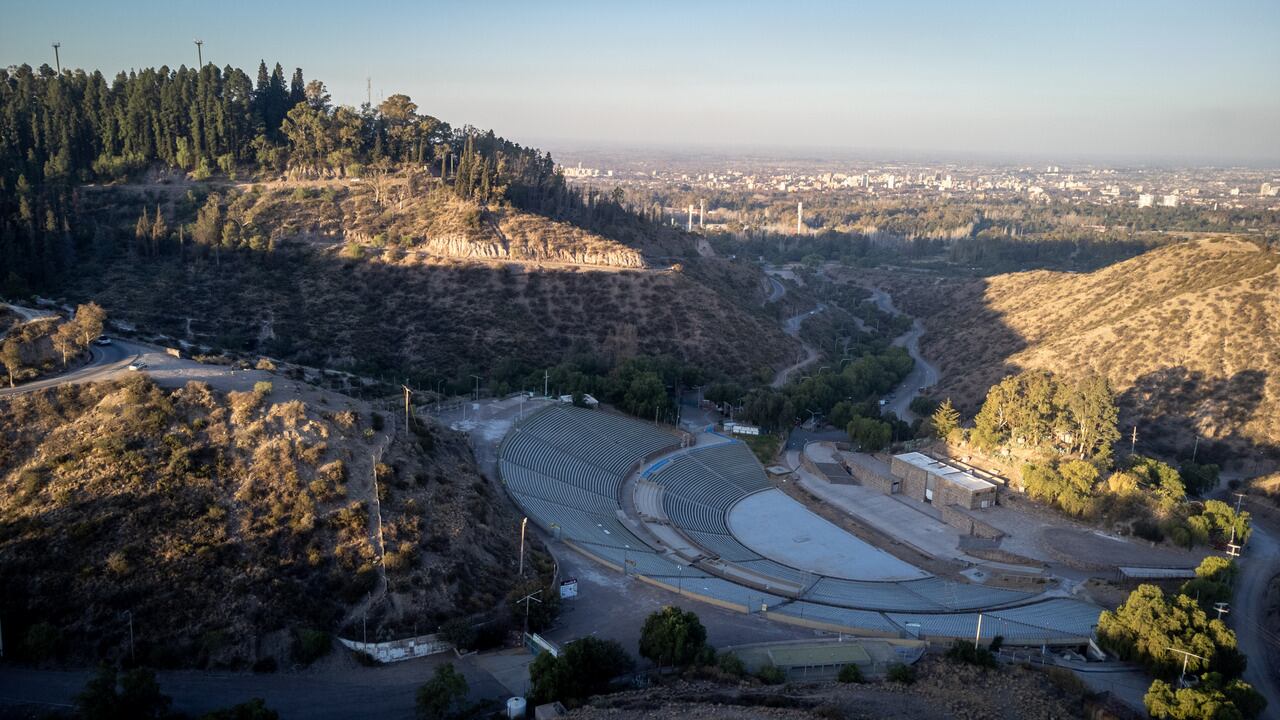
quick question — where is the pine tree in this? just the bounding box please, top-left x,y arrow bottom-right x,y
931,398 -> 960,440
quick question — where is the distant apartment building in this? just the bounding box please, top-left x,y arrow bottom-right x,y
1262,182 -> 1280,197
1161,194 -> 1180,208
1138,193 -> 1155,208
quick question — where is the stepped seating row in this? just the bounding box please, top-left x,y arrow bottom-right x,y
770,602 -> 901,634
687,443 -> 771,492
661,493 -> 732,535
897,577 -> 1032,611
802,577 -> 950,613
501,463 -> 618,516
520,406 -> 677,474
685,531 -> 761,562
652,460 -> 744,510
578,542 -> 708,578
886,598 -> 1099,642
513,494 -> 642,550
502,434 -> 621,498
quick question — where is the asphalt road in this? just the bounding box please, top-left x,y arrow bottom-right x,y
865,288 -> 939,422
1230,524 -> 1280,712
0,341 -> 135,397
770,303 -> 826,388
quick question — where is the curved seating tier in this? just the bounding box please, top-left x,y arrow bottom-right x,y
498,406 -> 1099,643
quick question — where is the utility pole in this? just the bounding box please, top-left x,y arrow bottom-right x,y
1130,425 -> 1138,454
402,385 -> 413,436
518,590 -> 542,635
699,199 -> 705,228
796,201 -> 803,235
1233,491 -> 1246,515
974,612 -> 983,646
544,370 -> 549,398
366,77 -> 372,107
193,38 -> 203,67
1166,647 -> 1206,687
470,374 -> 482,401
518,517 -> 528,577
687,204 -> 693,232
1191,435 -> 1199,463
1213,602 -> 1229,621
51,43 -> 61,74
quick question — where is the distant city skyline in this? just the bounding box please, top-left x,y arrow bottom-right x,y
3,0 -> 1278,165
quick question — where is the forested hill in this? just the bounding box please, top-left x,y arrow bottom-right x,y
0,61 -> 687,293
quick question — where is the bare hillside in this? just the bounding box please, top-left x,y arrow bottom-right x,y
887,238 -> 1280,465
0,377 -> 522,668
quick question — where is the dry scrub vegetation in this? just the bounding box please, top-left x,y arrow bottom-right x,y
0,376 -> 521,668
67,181 -> 792,384
567,656 -> 1095,720
887,237 -> 1280,464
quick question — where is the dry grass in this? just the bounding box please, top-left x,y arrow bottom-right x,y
0,376 -> 521,668
884,237 -> 1280,465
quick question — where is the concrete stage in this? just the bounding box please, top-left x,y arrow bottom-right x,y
727,489 -> 929,582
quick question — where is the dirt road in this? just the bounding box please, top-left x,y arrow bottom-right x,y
865,288 -> 939,422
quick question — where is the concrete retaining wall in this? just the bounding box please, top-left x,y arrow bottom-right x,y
938,504 -> 1005,539
339,633 -> 452,663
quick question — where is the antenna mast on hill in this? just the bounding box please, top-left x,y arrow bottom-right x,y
366,76 -> 372,107
194,39 -> 203,67
51,43 -> 61,74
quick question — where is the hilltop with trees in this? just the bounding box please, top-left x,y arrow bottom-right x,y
0,61 -> 794,392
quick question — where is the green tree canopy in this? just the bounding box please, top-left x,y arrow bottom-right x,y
639,606 -> 708,669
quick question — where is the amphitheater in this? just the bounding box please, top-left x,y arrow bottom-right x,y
498,405 -> 1100,645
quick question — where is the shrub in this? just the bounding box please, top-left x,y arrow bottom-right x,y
416,663 -> 468,720
837,663 -> 865,683
945,639 -> 998,668
755,664 -> 786,685
715,652 -> 746,678
253,381 -> 273,397
291,628 -> 331,665
886,663 -> 917,684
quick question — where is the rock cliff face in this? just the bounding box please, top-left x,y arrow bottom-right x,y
252,180 -> 651,268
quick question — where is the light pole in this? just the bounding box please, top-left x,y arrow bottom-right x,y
193,39 -> 203,67
402,384 -> 413,436
518,517 -> 528,577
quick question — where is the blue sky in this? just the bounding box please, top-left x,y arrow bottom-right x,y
3,0 -> 1278,163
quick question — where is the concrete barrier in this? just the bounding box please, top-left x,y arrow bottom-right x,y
338,633 -> 452,663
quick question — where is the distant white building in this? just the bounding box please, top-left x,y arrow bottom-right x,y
1262,183 -> 1279,197
1161,194 -> 1180,208
1138,194 -> 1155,208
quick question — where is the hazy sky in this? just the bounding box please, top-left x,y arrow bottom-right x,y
3,0 -> 1278,164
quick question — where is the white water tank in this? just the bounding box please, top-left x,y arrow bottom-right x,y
506,696 -> 527,719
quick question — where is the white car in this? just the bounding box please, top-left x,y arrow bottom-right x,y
127,361 -> 147,371
94,336 -> 111,346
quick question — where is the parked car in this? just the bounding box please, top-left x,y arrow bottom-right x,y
127,361 -> 147,371
94,335 -> 111,345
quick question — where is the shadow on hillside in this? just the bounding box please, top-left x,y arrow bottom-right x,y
68,245 -> 796,390
1119,367 -> 1278,470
